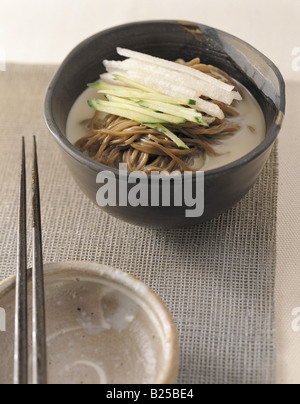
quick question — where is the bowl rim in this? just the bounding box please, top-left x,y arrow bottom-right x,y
44,19 -> 286,178
0,261 -> 180,384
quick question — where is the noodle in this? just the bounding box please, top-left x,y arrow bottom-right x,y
75,60 -> 241,173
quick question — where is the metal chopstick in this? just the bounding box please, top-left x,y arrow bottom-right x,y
14,137 -> 47,384
32,136 -> 47,384
14,137 -> 28,385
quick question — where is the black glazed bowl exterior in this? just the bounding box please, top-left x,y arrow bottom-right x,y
44,20 -> 285,228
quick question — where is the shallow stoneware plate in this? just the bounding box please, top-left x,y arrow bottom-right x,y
0,262 -> 179,384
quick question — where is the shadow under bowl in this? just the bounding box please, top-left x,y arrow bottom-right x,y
0,262 -> 179,384
44,20 -> 285,228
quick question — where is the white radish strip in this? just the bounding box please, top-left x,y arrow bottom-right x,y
128,71 -> 224,119
105,59 -> 236,105
100,72 -> 128,86
111,70 -> 223,119
126,70 -> 233,112
103,60 -> 127,72
125,70 -> 199,100
117,47 -> 235,93
233,91 -> 242,101
102,70 -> 224,119
196,99 -> 224,120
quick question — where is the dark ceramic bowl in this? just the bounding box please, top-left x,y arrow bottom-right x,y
44,20 -> 285,228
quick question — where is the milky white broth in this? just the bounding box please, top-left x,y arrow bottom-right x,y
66,83 -> 266,172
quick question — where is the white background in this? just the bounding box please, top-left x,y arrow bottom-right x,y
0,0 -> 298,81
1,0 -> 300,384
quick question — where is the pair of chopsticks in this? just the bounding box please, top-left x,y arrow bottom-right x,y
14,137 -> 47,385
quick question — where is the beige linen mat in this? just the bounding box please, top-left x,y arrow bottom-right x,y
0,64 -> 278,384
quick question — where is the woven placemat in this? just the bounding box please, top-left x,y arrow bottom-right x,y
0,64 -> 278,384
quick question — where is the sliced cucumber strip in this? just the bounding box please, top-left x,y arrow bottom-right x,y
88,99 -> 186,125
113,74 -> 160,94
146,124 -> 189,150
137,99 -> 208,126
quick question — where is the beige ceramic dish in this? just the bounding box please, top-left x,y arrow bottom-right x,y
0,261 -> 179,384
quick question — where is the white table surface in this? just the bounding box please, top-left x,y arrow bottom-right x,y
1,0 -> 300,384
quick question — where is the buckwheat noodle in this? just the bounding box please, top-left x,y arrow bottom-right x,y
75,59 -> 241,173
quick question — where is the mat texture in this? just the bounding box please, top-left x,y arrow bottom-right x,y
0,64 -> 278,384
